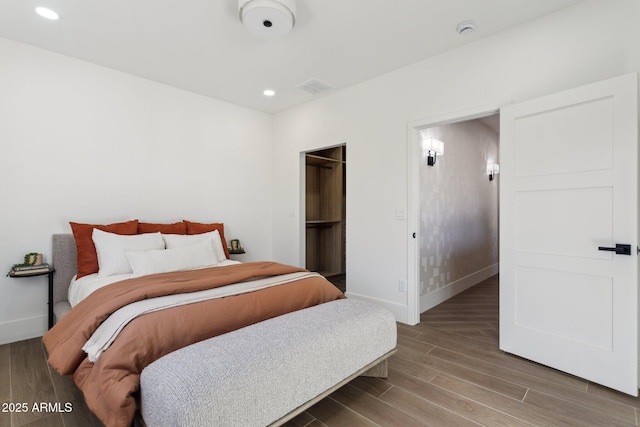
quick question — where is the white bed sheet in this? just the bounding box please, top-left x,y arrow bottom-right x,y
68,259 -> 241,307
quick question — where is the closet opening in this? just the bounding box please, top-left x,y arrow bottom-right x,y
303,144 -> 346,292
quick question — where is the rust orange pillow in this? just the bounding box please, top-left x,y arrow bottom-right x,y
183,220 -> 229,258
138,222 -> 186,234
70,220 -> 139,278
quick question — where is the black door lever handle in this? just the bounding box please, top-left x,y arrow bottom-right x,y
598,243 -> 632,255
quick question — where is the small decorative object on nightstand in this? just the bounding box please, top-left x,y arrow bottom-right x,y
7,253 -> 56,328
229,239 -> 246,254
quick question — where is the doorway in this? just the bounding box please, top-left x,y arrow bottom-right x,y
418,116 -> 500,312
303,145 -> 346,292
407,74 -> 639,394
407,106 -> 500,325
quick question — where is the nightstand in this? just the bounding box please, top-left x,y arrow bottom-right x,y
9,267 -> 56,329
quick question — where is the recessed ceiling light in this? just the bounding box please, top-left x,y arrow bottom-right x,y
263,89 -> 276,97
35,7 -> 59,20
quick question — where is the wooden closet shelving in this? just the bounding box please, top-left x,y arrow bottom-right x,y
305,146 -> 346,278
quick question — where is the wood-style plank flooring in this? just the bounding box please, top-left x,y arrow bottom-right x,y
284,275 -> 640,426
2,275 -> 639,426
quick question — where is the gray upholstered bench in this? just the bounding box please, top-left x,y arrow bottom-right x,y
140,298 -> 397,427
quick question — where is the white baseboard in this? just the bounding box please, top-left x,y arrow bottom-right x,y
344,292 -> 409,324
0,315 -> 47,345
420,264 -> 499,313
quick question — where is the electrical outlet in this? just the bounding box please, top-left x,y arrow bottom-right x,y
398,279 -> 407,292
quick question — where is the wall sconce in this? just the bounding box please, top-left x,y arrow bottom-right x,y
422,137 -> 444,166
487,161 -> 500,181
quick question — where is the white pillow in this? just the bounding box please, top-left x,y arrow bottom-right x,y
92,229 -> 165,276
163,230 -> 227,263
126,239 -> 219,277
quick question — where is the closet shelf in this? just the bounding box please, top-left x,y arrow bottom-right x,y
305,154 -> 344,166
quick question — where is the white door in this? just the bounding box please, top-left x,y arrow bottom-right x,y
500,73 -> 639,395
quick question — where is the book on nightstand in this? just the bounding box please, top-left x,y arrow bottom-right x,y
12,263 -> 50,271
10,264 -> 51,275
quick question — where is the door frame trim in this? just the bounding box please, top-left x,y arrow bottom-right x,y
406,104 -> 500,325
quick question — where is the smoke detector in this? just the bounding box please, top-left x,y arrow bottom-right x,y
456,21 -> 475,35
238,0 -> 296,38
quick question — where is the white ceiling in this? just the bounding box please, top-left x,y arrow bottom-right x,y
0,0 -> 582,113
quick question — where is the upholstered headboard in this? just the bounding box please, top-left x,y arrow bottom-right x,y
51,234 -> 76,324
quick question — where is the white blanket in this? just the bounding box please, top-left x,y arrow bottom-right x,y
68,260 -> 242,307
82,271 -> 320,362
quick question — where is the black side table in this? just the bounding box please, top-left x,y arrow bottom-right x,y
9,268 -> 56,329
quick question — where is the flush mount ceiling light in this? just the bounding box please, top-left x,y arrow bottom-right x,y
263,89 -> 276,96
35,6 -> 59,20
238,0 -> 296,38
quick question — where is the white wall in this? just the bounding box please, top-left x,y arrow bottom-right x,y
0,38 -> 274,344
419,120 -> 499,312
2,0 -> 639,342
271,0 -> 640,322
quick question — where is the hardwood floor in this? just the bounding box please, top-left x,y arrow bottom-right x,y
2,275 -> 638,426
0,336 -> 102,427
283,275 -> 640,427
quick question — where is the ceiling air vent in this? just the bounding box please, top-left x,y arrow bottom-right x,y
296,78 -> 335,94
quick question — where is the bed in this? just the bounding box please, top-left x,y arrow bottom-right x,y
44,221 -> 397,427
